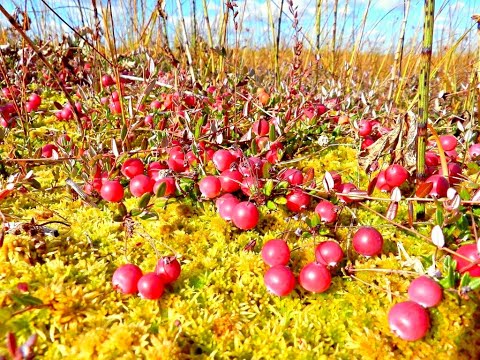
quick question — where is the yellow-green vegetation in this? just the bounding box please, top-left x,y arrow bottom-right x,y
0,145 -> 479,359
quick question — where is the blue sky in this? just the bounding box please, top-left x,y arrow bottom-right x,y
0,0 -> 478,52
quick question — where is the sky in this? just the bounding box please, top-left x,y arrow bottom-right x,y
0,0 -> 478,53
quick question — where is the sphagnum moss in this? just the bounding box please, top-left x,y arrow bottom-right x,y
1,154 -> 479,359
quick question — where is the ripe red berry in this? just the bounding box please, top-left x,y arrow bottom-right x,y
121,158 -> 144,179
337,182 -> 359,204
468,143 -> 480,159
375,170 -> 392,192
454,244 -> 480,277
216,194 -> 240,221
425,175 -> 449,198
28,93 -> 41,110
252,119 -> 269,136
261,239 -> 290,266
299,262 -> 332,293
153,177 -> 176,197
137,272 -> 165,300
314,200 -> 337,223
439,135 -> 458,151
219,169 -> 243,193
352,226 -> 383,257
101,74 -> 115,87
408,276 -> 443,308
198,175 -> 222,199
264,265 -> 296,296
147,161 -> 168,181
357,120 -> 373,137
280,168 -> 304,186
385,164 -> 409,188
388,301 -> 430,341
315,241 -> 344,267
286,190 -> 311,212
155,256 -> 181,284
232,201 -> 260,230
100,180 -> 124,202
167,150 -> 187,172
41,144 -> 58,158
112,264 -> 143,294
212,149 -> 236,172
129,174 -> 154,197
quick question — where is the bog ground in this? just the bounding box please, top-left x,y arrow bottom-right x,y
1,1 -> 480,359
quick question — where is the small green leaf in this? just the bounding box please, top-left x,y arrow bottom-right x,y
120,124 -> 128,141
139,211 -> 159,220
155,181 -> 167,197
262,162 -> 271,179
194,116 -> 205,139
469,278 -> 480,290
274,196 -> 287,205
130,208 -> 142,217
250,139 -> 258,155
118,203 -> 128,217
112,214 -> 124,222
264,179 -> 274,196
435,207 -> 444,226
269,123 -> 276,141
266,200 -> 277,210
0,308 -> 12,322
28,178 -> 42,190
276,181 -> 289,190
11,294 -> 43,306
309,213 -> 321,227
460,272 -> 472,288
138,192 -> 152,209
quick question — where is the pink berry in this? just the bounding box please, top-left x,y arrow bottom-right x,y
112,264 -> 143,294
388,301 -> 430,341
425,175 -> 449,198
100,180 -> 124,202
454,244 -> 480,277
264,265 -> 296,296
129,174 -> 154,197
315,241 -> 344,267
121,158 -> 144,179
385,164 -> 409,188
439,135 -> 457,151
232,201 -> 259,230
357,120 -> 373,137
212,149 -> 236,172
155,256 -> 181,283
137,273 -> 165,300
408,276 -> 443,308
261,239 -> 290,266
219,169 -> 243,193
352,226 -> 383,257
216,194 -> 240,221
314,200 -> 338,223
198,175 -> 222,199
299,262 -> 332,293
286,190 -> 311,212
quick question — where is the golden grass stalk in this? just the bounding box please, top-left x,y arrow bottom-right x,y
416,0 -> 435,181
201,0 -> 215,75
346,0 -> 371,93
387,0 -> 410,103
276,0 -> 285,85
331,0 -> 339,77
473,14 -> 480,124
175,0 -> 196,83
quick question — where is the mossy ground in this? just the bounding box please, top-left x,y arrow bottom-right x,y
0,145 -> 479,359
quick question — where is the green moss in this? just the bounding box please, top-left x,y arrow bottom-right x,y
0,151 -> 479,359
